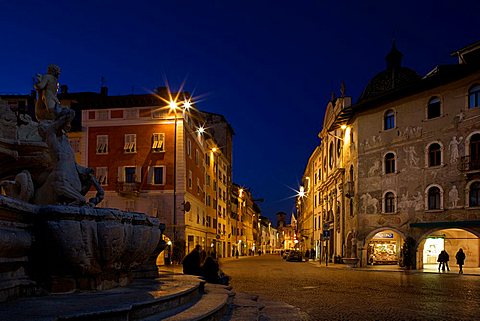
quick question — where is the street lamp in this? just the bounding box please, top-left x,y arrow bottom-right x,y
165,94 -> 193,251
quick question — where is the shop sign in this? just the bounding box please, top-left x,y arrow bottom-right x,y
322,230 -> 330,240
374,232 -> 394,239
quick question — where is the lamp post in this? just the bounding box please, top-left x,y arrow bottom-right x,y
168,97 -> 191,255
211,147 -> 220,256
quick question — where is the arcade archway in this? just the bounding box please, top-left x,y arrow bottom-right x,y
417,228 -> 480,270
365,229 -> 405,266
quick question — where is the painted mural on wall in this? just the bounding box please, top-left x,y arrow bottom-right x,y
448,136 -> 463,163
360,193 -> 379,214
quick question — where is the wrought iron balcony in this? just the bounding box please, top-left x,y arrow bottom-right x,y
458,156 -> 480,172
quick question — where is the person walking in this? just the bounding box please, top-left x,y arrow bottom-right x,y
444,250 -> 451,271
455,248 -> 466,274
437,250 -> 445,271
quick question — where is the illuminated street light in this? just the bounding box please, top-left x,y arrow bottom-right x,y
298,186 -> 306,198
169,100 -> 178,111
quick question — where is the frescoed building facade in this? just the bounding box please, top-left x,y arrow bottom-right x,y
300,41 -> 480,269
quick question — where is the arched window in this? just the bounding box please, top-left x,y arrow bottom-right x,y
384,153 -> 396,174
469,181 -> 480,207
428,143 -> 442,167
470,134 -> 480,170
384,192 -> 395,213
336,138 -> 342,157
428,186 -> 441,210
469,84 -> 480,108
384,110 -> 395,130
427,96 -> 441,119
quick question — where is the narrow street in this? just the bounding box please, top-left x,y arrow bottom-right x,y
221,254 -> 480,321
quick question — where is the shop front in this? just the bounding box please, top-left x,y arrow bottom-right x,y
367,230 -> 402,265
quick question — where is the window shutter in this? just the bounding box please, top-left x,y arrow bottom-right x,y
118,166 -> 125,182
135,166 -> 142,183
147,166 -> 153,184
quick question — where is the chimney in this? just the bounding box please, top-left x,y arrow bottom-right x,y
100,86 -> 108,96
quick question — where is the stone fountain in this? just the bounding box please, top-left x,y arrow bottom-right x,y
0,65 -> 165,302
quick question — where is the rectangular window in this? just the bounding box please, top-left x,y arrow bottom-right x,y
153,166 -> 165,185
205,154 -> 211,167
125,167 -> 136,183
206,174 -> 211,186
96,167 -> 108,185
110,110 -> 123,119
195,149 -> 199,165
427,98 -> 441,119
96,135 -> 108,154
152,133 -> 165,152
384,111 -> 395,130
196,177 -> 200,195
97,110 -> 108,120
187,139 -> 192,157
125,108 -> 137,119
124,134 -> 136,153
188,171 -> 192,189
206,195 -> 211,206
206,216 -> 211,227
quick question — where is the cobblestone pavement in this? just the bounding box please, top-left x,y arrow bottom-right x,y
220,255 -> 480,321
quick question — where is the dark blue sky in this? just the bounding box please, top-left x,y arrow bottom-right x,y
1,1 -> 478,221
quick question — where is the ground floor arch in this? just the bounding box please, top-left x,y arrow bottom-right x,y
363,228 -> 405,266
417,228 -> 480,270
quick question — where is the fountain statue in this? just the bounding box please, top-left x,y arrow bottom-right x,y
0,65 -> 165,301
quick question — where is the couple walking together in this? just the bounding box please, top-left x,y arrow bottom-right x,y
438,249 -> 466,274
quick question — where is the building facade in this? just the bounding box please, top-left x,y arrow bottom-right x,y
77,90 -> 229,261
300,41 -> 480,269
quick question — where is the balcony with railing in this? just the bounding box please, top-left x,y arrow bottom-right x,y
458,156 -> 480,172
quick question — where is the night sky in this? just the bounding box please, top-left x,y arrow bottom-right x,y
1,1 -> 478,222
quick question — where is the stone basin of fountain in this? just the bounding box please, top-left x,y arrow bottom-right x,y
0,195 -> 164,300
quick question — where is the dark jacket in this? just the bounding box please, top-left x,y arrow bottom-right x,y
455,250 -> 466,265
201,256 -> 220,283
182,249 -> 202,276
